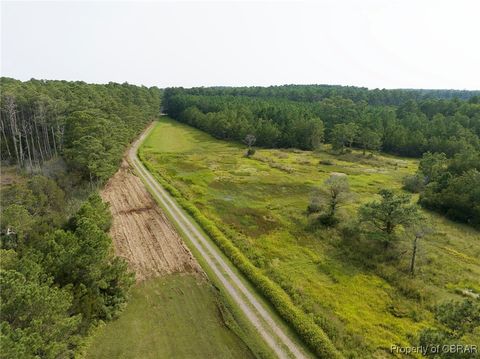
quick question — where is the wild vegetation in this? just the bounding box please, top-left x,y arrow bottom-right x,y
419,299 -> 480,358
163,86 -> 480,228
140,118 -> 480,358
0,78 -> 160,357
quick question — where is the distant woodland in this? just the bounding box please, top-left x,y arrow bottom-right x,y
1,77 -> 160,181
164,85 -> 480,227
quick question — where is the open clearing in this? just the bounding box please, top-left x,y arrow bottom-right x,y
140,118 -> 480,358
101,158 -> 201,281
87,141 -> 259,359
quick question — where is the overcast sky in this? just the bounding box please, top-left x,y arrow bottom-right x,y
1,0 -> 479,90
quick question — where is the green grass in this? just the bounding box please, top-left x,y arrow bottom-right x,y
140,118 -> 480,358
141,119 -> 232,154
85,274 -> 256,359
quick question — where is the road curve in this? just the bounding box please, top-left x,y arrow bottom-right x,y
128,122 -> 310,359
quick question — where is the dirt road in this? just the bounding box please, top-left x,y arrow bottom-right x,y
101,152 -> 201,282
129,123 -> 311,359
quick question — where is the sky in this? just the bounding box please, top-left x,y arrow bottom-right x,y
1,0 -> 479,90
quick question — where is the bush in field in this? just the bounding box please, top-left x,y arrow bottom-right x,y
331,123 -> 358,154
318,212 -> 340,226
243,134 -> 256,158
319,159 -> 334,166
403,174 -> 425,193
307,196 -> 322,214
246,148 -> 256,157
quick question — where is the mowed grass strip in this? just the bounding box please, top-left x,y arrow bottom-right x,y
140,118 -> 480,358
85,274 -> 255,359
141,119 -> 235,154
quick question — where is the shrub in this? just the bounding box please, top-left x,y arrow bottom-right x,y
339,219 -> 361,241
307,197 -> 322,214
318,212 -> 339,226
402,174 -> 425,193
245,148 -> 256,157
319,159 -> 334,165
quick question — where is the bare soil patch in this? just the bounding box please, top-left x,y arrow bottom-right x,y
101,159 -> 202,281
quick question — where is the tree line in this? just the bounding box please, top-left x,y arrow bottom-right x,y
172,84 -> 479,105
0,78 -> 161,358
404,151 -> 480,227
163,87 -> 480,228
1,77 -> 160,181
163,88 -> 480,156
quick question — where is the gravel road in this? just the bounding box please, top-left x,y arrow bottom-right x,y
129,123 -> 311,359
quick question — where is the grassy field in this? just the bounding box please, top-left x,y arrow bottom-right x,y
139,118 -> 480,358
85,274 -> 256,359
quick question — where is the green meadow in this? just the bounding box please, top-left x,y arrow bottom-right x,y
85,274 -> 256,359
140,118 -> 480,358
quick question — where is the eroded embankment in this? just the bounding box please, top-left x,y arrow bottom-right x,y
101,159 -> 202,281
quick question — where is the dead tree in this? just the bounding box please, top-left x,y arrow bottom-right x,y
20,117 -> 33,171
33,113 -> 45,164
409,224 -> 433,276
243,134 -> 256,157
0,117 -> 12,158
4,95 -> 23,167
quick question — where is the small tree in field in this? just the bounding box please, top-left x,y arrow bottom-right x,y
243,134 -> 256,157
308,174 -> 351,225
359,189 -> 419,245
324,175 -> 350,219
